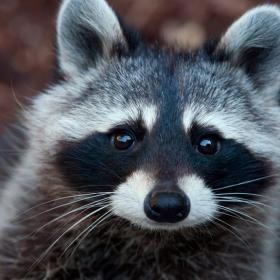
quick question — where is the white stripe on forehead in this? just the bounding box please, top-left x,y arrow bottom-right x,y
183,107 -> 240,135
142,105 -> 158,131
183,107 -> 275,156
49,103 -> 158,143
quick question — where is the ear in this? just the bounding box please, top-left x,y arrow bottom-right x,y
57,0 -> 126,77
217,5 -> 280,102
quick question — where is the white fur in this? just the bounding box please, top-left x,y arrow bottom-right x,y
182,106 -> 194,132
178,175 -> 217,227
111,171 -> 154,225
111,172 -> 217,231
0,151 -> 41,235
142,105 -> 158,131
50,104 -> 157,147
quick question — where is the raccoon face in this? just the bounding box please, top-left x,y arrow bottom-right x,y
32,1 -> 280,231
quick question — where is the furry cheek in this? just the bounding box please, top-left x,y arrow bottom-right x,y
110,171 -> 154,225
178,175 -> 218,227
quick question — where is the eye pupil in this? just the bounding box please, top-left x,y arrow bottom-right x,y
112,132 -> 135,150
197,136 -> 218,155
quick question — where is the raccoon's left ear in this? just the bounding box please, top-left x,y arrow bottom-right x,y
57,0 -> 127,77
217,5 -> 280,102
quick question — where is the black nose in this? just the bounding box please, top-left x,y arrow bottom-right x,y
144,191 -> 190,223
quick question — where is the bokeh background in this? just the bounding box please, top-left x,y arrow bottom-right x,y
1,0 -> 280,131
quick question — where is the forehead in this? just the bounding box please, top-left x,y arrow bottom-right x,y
95,51 -> 248,109
70,51 -> 255,131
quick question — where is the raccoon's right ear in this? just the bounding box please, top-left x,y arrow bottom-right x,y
57,0 -> 127,77
217,5 -> 280,103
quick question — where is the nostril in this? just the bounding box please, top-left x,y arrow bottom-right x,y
144,191 -> 190,223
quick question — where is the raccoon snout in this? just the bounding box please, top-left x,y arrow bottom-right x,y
144,190 -> 190,223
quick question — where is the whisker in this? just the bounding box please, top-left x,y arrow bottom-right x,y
210,216 -> 250,249
214,192 -> 268,198
211,209 -> 244,221
31,197 -> 111,235
22,194 -> 112,221
28,205 -> 109,274
212,208 -> 252,224
216,205 -> 275,235
62,210 -> 113,259
214,175 -> 277,192
20,192 -> 113,218
45,208 -> 95,244
44,200 -> 109,250
217,200 -> 267,215
215,196 -> 273,210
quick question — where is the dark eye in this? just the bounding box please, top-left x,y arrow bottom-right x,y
197,136 -> 219,155
111,130 -> 135,150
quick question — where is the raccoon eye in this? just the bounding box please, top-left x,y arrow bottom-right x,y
197,136 -> 219,155
111,130 -> 135,150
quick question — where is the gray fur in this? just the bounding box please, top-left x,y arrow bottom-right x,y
0,1 -> 280,279
57,0 -> 126,76
218,5 -> 280,105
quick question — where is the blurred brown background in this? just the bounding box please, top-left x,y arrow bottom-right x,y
1,0 -> 280,131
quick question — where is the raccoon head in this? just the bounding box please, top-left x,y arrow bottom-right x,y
29,1 -> 280,232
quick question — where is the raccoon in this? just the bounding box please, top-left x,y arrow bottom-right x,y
0,1 -> 280,279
